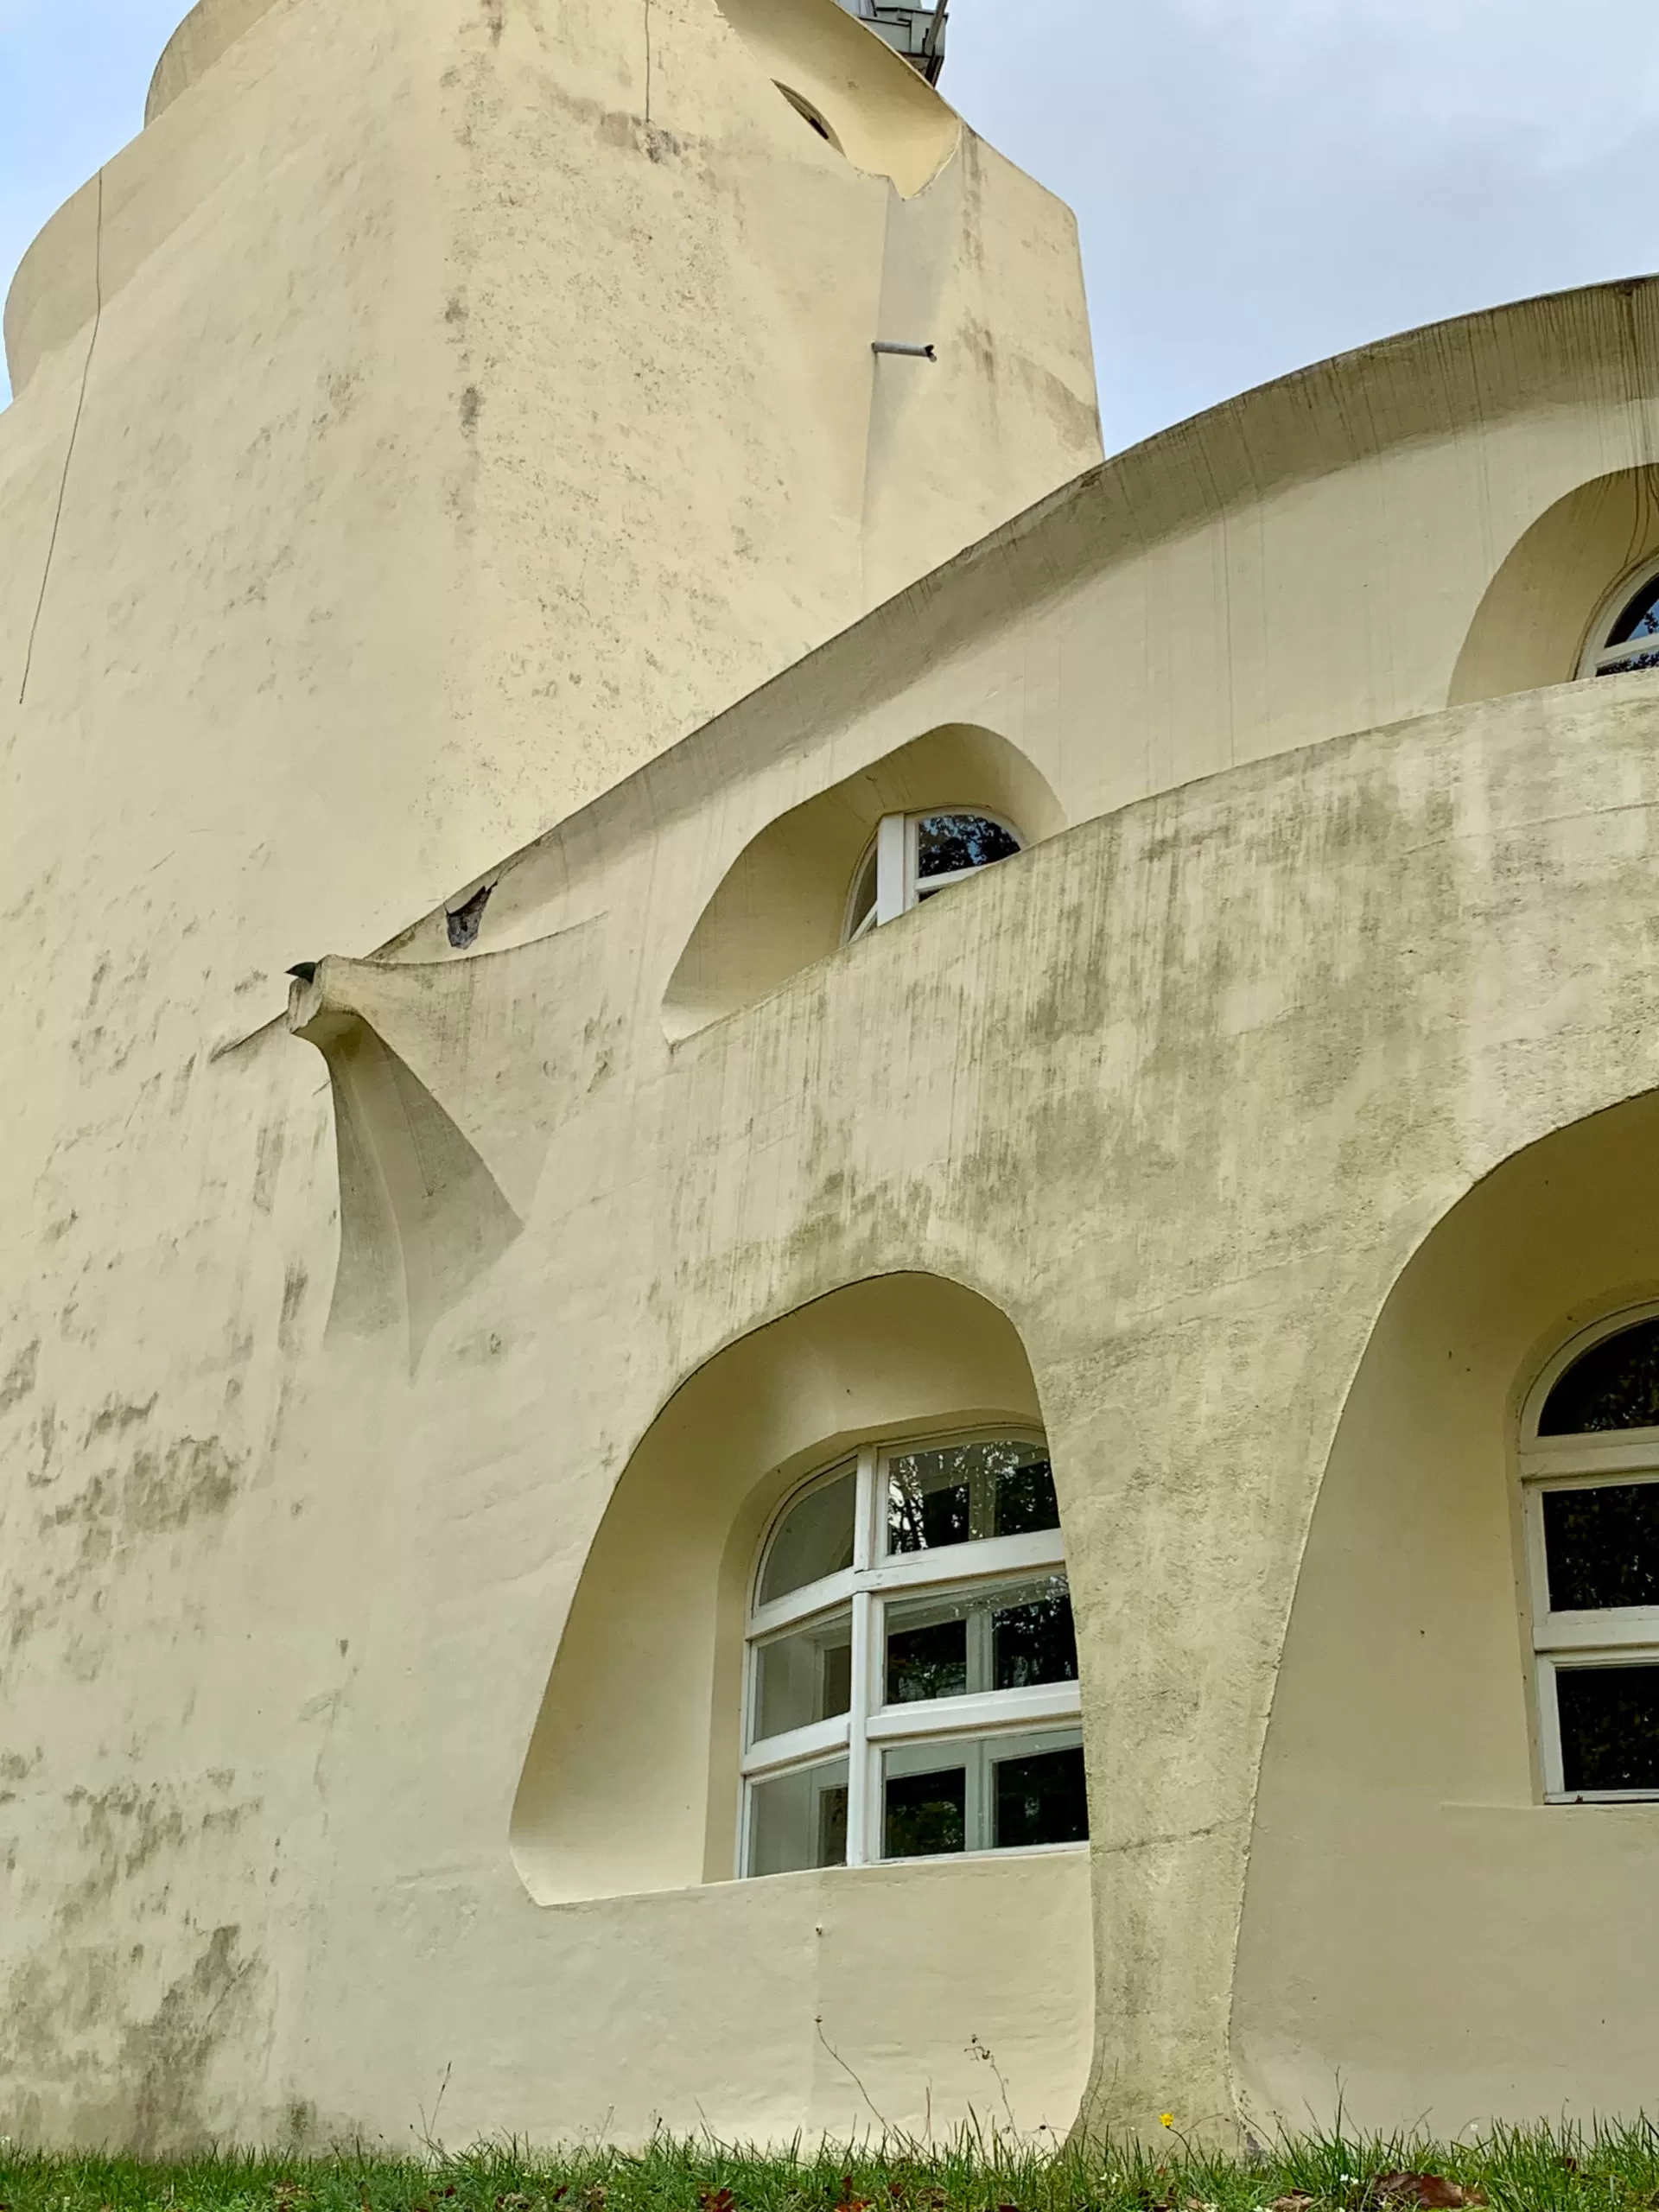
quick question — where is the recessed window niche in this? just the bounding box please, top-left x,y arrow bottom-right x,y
508,1272 -> 1055,1905
662,723 -> 1063,1040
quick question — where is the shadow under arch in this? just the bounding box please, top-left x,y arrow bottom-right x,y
662,722 -> 1065,1042
510,1271 -> 1048,1907
1231,1085 -> 1659,2133
1449,465 -> 1659,707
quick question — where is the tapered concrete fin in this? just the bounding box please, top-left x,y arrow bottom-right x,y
289,966 -> 523,1367
286,930 -> 607,1220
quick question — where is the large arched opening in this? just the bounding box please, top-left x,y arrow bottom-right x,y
1233,1087 -> 1659,2130
507,1272 -> 1095,2137
510,1269 -> 1084,1900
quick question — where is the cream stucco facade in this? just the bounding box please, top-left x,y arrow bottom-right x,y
6,0 -> 1659,2162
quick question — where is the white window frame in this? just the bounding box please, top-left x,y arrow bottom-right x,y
842,810 -> 1024,945
739,1431 -> 1084,1874
1519,1304 -> 1659,1802
1578,556 -> 1659,679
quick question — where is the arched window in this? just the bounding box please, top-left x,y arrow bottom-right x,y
1580,561 -> 1659,680
1520,1310 -> 1659,1800
741,1432 -> 1086,1875
843,811 -> 1023,945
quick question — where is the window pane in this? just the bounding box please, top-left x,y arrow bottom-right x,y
1542,1484 -> 1659,1611
1598,646 -> 1659,678
886,1605 -> 966,1702
753,1611 -> 853,1742
747,1758 -> 849,1875
760,1467 -> 856,1603
994,1450 -> 1063,1536
914,812 -> 1020,880
993,1741 -> 1089,1848
883,1758 -> 967,1859
1556,1666 -> 1659,1793
1539,1319 -> 1659,1434
884,1574 -> 1076,1704
886,1438 -> 1058,1555
994,1580 -> 1078,1688
1605,579 -> 1659,648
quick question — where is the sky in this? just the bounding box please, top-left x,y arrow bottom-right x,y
4,0 -> 1659,447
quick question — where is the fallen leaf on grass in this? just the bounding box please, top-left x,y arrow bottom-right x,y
1376,2176 -> 1485,2209
1270,2196 -> 1314,2211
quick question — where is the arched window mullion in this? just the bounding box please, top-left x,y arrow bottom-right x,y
742,1429 -> 1086,1876
1580,557 -> 1659,680
841,809 -> 1026,946
1520,1306 -> 1659,1803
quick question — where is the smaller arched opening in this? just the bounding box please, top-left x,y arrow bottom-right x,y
842,808 -> 1024,943
662,725 -> 1064,1040
1449,467 -> 1659,706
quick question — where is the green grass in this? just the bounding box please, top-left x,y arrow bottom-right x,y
3,2126 -> 1659,2212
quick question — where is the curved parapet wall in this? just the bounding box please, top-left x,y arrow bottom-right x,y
145,0 -> 287,126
